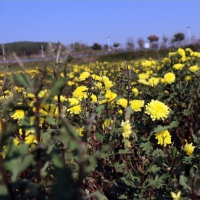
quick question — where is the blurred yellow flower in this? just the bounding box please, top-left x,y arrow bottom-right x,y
11,109 -> 25,120
185,76 -> 191,81
138,79 -> 149,85
164,72 -> 175,84
145,100 -> 170,121
79,71 -> 90,81
54,95 -> 67,102
67,105 -> 82,115
68,98 -> 79,106
91,94 -> 97,103
77,127 -> 84,137
148,77 -> 159,87
170,191 -> 181,200
117,98 -> 128,108
121,120 -> 132,139
132,88 -> 139,96
189,65 -> 199,72
102,119 -> 114,130
38,89 -> 49,98
130,100 -> 144,112
105,90 -> 117,102
25,135 -> 37,145
183,142 -> 195,156
171,191 -> 181,200
13,138 -> 20,146
173,63 -> 184,70
138,73 -> 149,80
72,86 -> 88,101
162,58 -> 171,64
155,130 -> 172,147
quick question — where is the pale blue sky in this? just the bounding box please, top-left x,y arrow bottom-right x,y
0,1 -> 199,47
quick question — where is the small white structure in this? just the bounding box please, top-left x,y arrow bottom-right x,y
144,42 -> 150,50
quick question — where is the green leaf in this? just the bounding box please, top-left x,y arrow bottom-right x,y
96,105 -> 105,117
179,175 -> 191,190
96,132 -> 104,142
4,154 -> 33,182
152,121 -> 179,133
16,74 -> 32,88
152,148 -> 165,158
145,175 -> 165,189
46,116 -> 58,126
125,106 -> 133,120
183,109 -> 193,116
117,149 -> 132,154
140,141 -> 153,155
146,165 -> 161,174
118,194 -> 128,199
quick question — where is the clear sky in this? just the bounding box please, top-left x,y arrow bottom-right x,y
0,1 -> 199,48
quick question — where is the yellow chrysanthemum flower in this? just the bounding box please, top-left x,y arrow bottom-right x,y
102,76 -> 114,89
138,79 -> 149,85
183,142 -> 195,156
25,135 -> 37,145
13,138 -> 20,146
171,191 -> 181,200
90,94 -> 97,103
38,89 -> 50,98
173,63 -> 184,70
121,120 -> 132,139
77,127 -> 84,137
162,58 -> 171,64
72,86 -> 88,101
67,105 -> 82,115
102,119 -> 114,130
79,72 -> 90,81
54,95 -> 67,102
155,130 -> 172,147
145,100 -> 170,121
105,90 -> 117,102
138,73 -> 149,80
26,92 -> 35,99
130,100 -> 144,112
185,76 -> 191,81
132,88 -> 139,96
189,65 -> 199,72
11,109 -> 25,120
68,98 -> 79,106
95,82 -> 103,89
164,72 -> 176,84
148,77 -> 159,87
117,98 -> 128,108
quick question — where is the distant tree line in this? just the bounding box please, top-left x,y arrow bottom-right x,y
0,41 -> 49,57
1,32 -> 200,59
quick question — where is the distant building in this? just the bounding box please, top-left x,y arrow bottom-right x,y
144,42 -> 150,50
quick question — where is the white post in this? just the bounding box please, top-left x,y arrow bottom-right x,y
2,43 -> 6,61
41,45 -> 44,58
187,27 -> 191,45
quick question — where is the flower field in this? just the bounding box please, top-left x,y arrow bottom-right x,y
0,47 -> 200,199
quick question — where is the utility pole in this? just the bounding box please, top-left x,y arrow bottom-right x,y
187,26 -> 191,45
2,43 -> 6,61
108,36 -> 110,52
